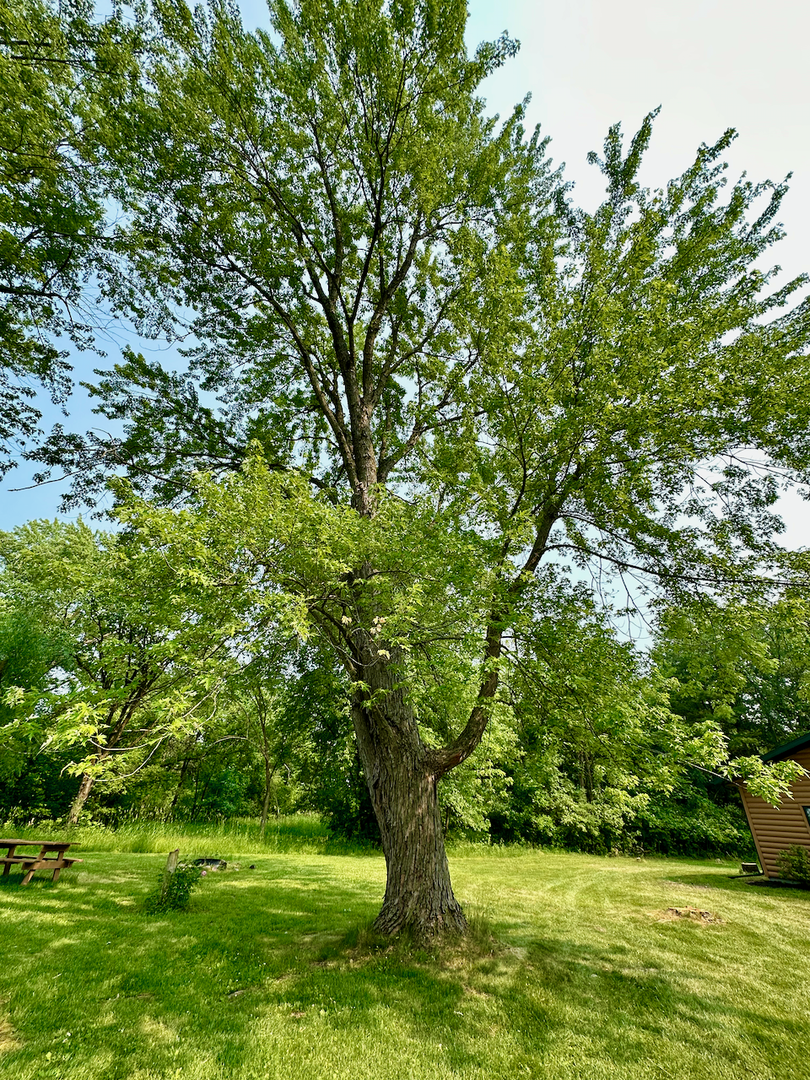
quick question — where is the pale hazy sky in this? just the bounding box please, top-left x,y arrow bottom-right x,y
2,0 -> 809,542
466,0 -> 810,288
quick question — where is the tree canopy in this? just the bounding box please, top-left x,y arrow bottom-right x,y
0,0 -> 135,467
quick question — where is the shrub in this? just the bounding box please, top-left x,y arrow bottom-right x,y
631,792 -> 754,858
776,844 -> 810,883
144,862 -> 202,913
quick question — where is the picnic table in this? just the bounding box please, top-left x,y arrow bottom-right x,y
0,839 -> 82,884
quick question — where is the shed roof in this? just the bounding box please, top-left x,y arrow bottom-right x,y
762,730 -> 810,763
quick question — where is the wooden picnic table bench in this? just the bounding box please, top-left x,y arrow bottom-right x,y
0,839 -> 82,884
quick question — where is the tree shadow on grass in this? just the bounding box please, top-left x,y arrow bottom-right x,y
662,868 -> 810,899
0,856 -> 388,1077
0,858 -> 807,1079
505,933 -> 808,1077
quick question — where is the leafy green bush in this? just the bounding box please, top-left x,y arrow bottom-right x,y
631,792 -> 754,858
776,844 -> 810,883
144,862 -> 202,913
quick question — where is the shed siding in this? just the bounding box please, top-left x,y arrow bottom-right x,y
740,747 -> 810,877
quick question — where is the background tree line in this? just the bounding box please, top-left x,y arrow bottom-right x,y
3,519 -> 809,858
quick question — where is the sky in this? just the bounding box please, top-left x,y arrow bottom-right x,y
2,0 -> 809,543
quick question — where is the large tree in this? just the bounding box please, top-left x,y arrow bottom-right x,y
36,0 -> 810,934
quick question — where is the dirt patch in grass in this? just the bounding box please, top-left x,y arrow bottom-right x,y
0,1008 -> 21,1054
655,906 -> 724,925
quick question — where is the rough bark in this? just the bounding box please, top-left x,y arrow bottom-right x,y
349,640 -> 467,938
366,745 -> 466,938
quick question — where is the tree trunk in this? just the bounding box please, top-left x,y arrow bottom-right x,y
189,768 -> 201,819
169,754 -> 191,816
350,651 -> 467,939
369,752 -> 466,938
260,758 -> 276,833
68,772 -> 95,824
159,848 -> 180,903
257,709 -> 278,834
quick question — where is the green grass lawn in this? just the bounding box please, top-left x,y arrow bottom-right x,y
1,835 -> 808,1079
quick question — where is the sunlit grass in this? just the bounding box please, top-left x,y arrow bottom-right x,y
0,813 -> 352,855
1,840 -> 808,1079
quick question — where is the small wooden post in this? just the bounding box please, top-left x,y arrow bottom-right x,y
160,849 -> 180,902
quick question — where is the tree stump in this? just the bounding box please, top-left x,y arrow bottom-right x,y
159,848 -> 180,902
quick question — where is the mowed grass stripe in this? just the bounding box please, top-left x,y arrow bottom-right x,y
0,842 -> 808,1079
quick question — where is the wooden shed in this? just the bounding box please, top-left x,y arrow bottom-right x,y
738,731 -> 810,877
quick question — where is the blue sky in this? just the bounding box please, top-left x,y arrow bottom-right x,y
2,0 -> 808,545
